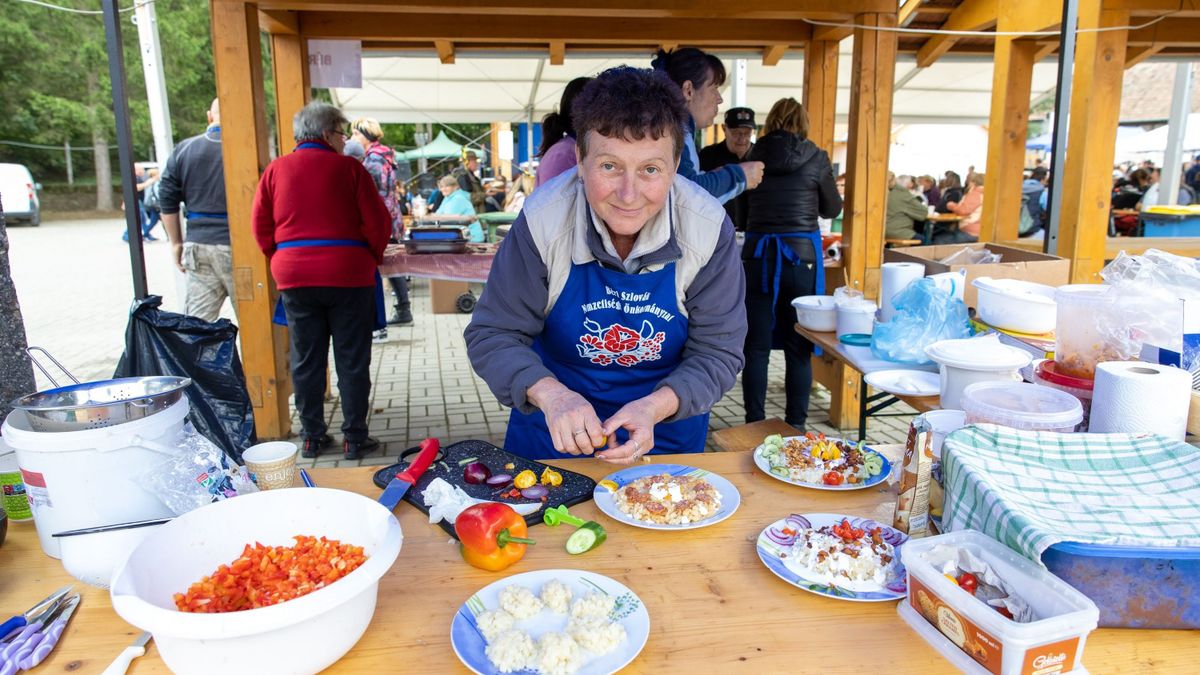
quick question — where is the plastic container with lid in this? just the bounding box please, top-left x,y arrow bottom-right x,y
960,381 -> 1083,433
972,278 -> 1058,335
1054,284 -> 1125,379
791,295 -> 837,332
1033,360 -> 1094,431
925,335 -> 1032,410
835,299 -> 877,337
899,529 -> 1099,675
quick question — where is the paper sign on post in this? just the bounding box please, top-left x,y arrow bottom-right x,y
308,40 -> 362,89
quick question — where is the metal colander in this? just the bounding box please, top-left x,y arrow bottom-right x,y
11,348 -> 191,432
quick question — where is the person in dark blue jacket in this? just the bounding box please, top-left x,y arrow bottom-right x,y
651,48 -> 763,204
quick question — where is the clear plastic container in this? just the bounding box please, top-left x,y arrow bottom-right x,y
1033,360 -> 1094,431
960,381 -> 1083,433
1054,285 -> 1125,379
899,530 -> 1099,675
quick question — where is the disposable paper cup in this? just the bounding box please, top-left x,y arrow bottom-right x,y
243,442 -> 298,490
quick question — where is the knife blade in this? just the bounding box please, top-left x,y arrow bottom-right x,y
378,438 -> 440,510
99,631 -> 152,675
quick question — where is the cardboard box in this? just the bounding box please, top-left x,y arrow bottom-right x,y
430,279 -> 471,314
1138,296 -> 1200,374
884,243 -> 1070,309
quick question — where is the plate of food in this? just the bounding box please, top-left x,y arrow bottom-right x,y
753,433 -> 890,490
756,513 -> 908,602
451,569 -> 650,675
592,464 -> 740,531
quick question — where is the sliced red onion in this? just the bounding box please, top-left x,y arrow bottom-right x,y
520,485 -> 549,499
785,514 -> 811,531
486,473 -> 513,487
765,526 -> 796,546
462,462 -> 492,485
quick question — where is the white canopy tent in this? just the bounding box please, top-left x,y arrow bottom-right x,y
1114,112 -> 1200,164
332,46 -> 1065,128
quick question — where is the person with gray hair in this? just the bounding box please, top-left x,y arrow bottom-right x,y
252,101 -> 392,460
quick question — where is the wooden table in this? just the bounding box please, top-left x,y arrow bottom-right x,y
927,213 -> 963,223
711,418 -> 798,452
797,325 -> 940,442
2,441 -> 1194,674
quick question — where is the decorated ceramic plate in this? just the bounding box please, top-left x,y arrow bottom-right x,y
756,513 -> 908,602
864,369 -> 940,398
591,464 -> 740,531
752,436 -> 891,491
451,569 -> 650,675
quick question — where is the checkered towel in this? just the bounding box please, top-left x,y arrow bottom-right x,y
942,424 -> 1200,564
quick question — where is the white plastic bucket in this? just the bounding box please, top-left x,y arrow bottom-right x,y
836,300 -> 877,337
1,398 -> 187,559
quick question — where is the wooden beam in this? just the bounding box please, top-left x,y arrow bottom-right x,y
1032,40 -> 1059,62
259,0 -> 895,19
258,9 -> 298,35
803,40 -> 839,152
843,12 -> 897,301
548,41 -> 565,65
1056,3 -> 1129,283
299,12 -> 813,44
1125,43 -> 1164,67
898,0 -> 924,28
762,44 -> 788,66
270,33 -> 309,155
434,40 -> 455,64
980,7 -> 1039,242
812,24 -> 853,42
211,0 -> 290,439
915,0 -> 997,68
1127,18 -> 1200,45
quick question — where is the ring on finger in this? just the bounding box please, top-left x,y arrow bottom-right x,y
631,440 -> 641,455
572,428 -> 587,436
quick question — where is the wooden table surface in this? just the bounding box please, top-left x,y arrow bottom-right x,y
1,442 -> 1194,674
796,326 -> 941,413
927,213 -> 963,222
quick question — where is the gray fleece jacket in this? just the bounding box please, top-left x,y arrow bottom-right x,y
464,168 -> 747,422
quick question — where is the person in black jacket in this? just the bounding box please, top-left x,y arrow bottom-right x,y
743,98 -> 842,431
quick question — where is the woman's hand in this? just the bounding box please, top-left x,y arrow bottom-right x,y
527,377 -> 604,455
596,387 -> 680,465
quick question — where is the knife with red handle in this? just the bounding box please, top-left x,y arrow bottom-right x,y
378,438 -> 440,510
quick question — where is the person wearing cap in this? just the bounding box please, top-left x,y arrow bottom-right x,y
453,151 -> 487,211
699,107 -> 756,231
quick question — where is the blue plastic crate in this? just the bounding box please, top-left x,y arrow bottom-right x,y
1041,540 -> 1200,628
1141,212 -> 1200,237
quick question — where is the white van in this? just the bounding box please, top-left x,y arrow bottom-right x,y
0,163 -> 41,226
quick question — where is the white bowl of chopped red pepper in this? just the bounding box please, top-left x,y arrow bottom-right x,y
109,487 -> 403,674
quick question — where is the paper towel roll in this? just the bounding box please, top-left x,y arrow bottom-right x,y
928,270 -> 967,302
1088,361 -> 1193,439
880,262 -> 925,322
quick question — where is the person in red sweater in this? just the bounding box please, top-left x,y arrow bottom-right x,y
252,101 -> 392,460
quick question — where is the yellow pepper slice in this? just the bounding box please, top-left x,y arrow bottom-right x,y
598,479 -> 618,492
514,469 -> 538,489
540,467 -> 563,487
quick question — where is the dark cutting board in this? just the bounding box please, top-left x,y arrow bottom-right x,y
372,439 -> 597,538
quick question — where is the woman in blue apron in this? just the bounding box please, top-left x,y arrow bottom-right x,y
742,98 -> 843,432
464,67 -> 748,463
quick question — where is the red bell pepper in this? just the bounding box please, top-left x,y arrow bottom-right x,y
454,502 -> 536,571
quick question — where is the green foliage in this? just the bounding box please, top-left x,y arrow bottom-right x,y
0,0 -> 216,182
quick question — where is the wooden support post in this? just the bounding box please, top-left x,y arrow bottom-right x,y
270,31 -> 309,156
1125,44 -> 1163,69
1057,4 -> 1129,283
803,40 -> 839,153
548,41 -> 565,65
979,34 -> 1037,242
435,40 -> 455,64
842,13 -> 896,301
490,121 -> 512,180
762,44 -> 788,66
211,0 -> 291,439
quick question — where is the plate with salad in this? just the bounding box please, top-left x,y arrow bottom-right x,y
592,464 -> 740,531
756,513 -> 908,602
753,433 -> 890,490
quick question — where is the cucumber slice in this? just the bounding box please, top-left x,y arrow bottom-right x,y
565,522 -> 607,554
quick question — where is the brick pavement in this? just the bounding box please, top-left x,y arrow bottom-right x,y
8,216 -> 912,471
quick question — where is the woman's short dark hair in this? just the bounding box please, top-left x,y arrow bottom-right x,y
651,47 -> 726,90
538,76 -> 593,157
572,67 -> 689,160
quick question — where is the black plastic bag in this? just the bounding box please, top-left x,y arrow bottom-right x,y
114,296 -> 255,463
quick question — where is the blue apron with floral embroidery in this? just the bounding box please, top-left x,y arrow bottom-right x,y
503,260 -> 708,460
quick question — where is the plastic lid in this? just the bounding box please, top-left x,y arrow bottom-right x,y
1035,359 -> 1095,391
972,278 -> 1056,307
961,381 -> 1083,430
925,334 -> 1032,371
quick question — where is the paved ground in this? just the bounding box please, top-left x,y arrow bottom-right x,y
8,216 -> 912,470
